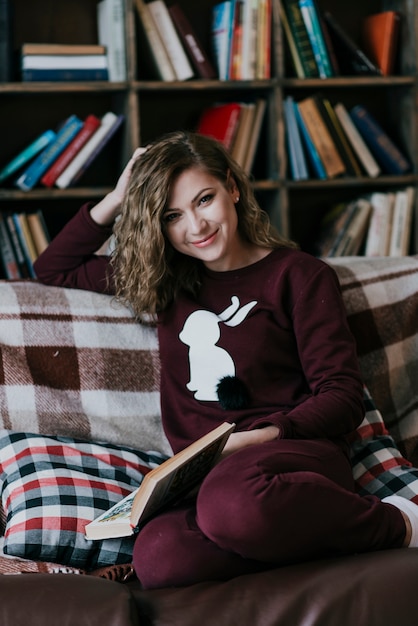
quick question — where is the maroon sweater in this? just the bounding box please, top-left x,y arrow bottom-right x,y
35,205 -> 365,454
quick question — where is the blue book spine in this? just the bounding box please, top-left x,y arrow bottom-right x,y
15,115 -> 84,191
0,130 -> 56,184
349,105 -> 411,175
22,68 -> 109,81
299,0 -> 332,78
284,96 -> 308,180
11,213 -> 36,278
294,101 -> 326,179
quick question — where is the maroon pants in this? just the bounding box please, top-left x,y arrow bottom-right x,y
133,438 -> 405,589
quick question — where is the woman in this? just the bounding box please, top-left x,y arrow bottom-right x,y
34,131 -> 418,589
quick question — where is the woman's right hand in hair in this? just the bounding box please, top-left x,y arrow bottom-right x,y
90,147 -> 147,226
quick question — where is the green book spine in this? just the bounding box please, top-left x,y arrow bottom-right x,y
283,0 -> 319,78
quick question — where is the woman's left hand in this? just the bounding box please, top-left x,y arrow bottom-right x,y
221,425 -> 280,458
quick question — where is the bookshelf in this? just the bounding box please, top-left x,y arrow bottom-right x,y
0,0 -> 417,276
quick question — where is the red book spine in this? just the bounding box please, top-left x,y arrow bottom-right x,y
168,3 -> 216,79
41,114 -> 101,187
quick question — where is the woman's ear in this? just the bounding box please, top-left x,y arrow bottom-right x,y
227,172 -> 239,202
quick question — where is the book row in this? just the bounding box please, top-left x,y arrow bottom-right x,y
0,112 -> 124,190
281,1 -> 400,79
284,95 -> 411,181
315,187 -> 415,258
0,211 -> 50,279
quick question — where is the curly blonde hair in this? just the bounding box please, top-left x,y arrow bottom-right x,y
112,130 -> 295,321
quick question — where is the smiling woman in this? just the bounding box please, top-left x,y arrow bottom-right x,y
33,130 -> 418,591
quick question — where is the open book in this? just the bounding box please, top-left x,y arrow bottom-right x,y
85,421 -> 235,540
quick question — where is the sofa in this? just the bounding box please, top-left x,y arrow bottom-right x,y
0,254 -> 418,626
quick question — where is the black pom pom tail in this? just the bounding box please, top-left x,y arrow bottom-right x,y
216,376 -> 251,410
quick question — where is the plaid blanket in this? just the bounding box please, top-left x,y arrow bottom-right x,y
0,280 -> 171,456
329,255 -> 418,465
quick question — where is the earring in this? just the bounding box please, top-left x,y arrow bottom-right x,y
235,197 -> 239,203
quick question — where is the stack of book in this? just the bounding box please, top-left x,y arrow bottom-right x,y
315,187 -> 415,258
197,99 -> 266,173
281,1 -> 400,79
0,210 -> 50,279
211,0 -> 272,80
134,0 -> 216,80
21,44 -> 110,82
0,112 -> 124,190
284,94 -> 411,181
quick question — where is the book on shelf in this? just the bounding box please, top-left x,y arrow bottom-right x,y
256,0 -> 272,79
85,421 -> 235,540
322,11 -> 381,76
297,96 -> 345,179
5,214 -> 31,278
389,187 -> 415,257
320,98 -> 362,177
97,0 -> 128,82
284,95 -> 309,181
41,114 -> 101,188
231,102 -> 255,165
0,0 -> 13,82
197,102 -> 242,150
293,100 -> 326,180
168,3 -> 216,79
134,0 -> 176,81
331,198 -> 372,257
364,191 -> 395,257
147,0 -> 194,81
228,0 -> 244,80
21,44 -> 109,82
281,0 -> 318,78
0,215 -> 20,280
240,0 -> 259,80
26,211 -> 50,256
361,11 -> 401,77
298,0 -> 333,78
15,115 -> 84,191
242,97 -> 267,173
0,130 -> 56,185
333,103 -> 381,178
315,203 -> 352,257
211,0 -> 234,80
21,43 -> 107,56
55,112 -> 125,189
349,105 -> 411,176
13,213 -> 38,275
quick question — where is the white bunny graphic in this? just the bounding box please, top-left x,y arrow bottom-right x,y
179,296 -> 257,401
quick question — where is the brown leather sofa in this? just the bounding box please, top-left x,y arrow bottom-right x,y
0,255 -> 418,626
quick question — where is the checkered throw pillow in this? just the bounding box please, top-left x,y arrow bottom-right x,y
350,388 -> 418,504
0,431 -> 167,569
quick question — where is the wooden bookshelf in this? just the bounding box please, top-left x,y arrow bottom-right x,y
0,0 -> 417,270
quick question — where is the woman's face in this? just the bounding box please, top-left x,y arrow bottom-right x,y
163,167 -> 247,272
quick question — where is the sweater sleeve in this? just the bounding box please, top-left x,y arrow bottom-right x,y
251,262 -> 365,440
34,203 -> 115,294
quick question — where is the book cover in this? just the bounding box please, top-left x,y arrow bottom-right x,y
364,191 -> 395,257
168,3 -> 216,79
0,0 -> 13,82
0,130 -> 56,185
389,187 -> 414,257
212,1 -> 234,80
361,11 -> 400,76
97,0 -> 127,82
333,198 -> 372,256
22,54 -> 109,71
322,11 -> 381,76
56,112 -> 124,189
282,0 -> 318,78
333,103 -> 381,178
299,0 -> 333,78
293,100 -> 326,179
0,214 -> 20,279
197,102 -> 242,150
349,104 -> 411,175
22,68 -> 109,81
133,0 -> 176,81
41,114 -> 101,188
147,0 -> 194,81
284,95 -> 309,181
21,43 -> 107,56
15,115 -> 84,191
297,96 -> 345,179
85,422 -> 235,540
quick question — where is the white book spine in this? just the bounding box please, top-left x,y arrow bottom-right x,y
147,0 -> 194,81
134,0 -> 176,81
55,112 -> 117,189
97,0 -> 127,82
334,103 -> 381,178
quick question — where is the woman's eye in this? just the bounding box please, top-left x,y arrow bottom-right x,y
199,194 -> 213,205
163,212 -> 179,224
